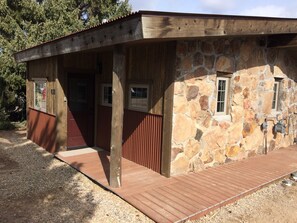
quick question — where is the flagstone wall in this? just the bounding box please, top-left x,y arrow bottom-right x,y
171,37 -> 297,175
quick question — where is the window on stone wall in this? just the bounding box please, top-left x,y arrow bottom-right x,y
101,84 -> 112,106
34,79 -> 47,112
272,79 -> 280,112
215,76 -> 230,115
129,84 -> 149,112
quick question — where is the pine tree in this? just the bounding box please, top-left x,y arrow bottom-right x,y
0,0 -> 131,124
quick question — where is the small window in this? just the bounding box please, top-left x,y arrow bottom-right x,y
272,80 -> 280,112
34,79 -> 47,112
129,84 -> 149,111
215,77 -> 230,115
101,84 -> 112,106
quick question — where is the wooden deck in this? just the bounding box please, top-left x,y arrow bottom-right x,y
56,145 -> 297,223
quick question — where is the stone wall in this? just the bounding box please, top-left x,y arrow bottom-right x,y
171,37 -> 297,175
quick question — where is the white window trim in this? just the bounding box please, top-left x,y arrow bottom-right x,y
101,83 -> 112,106
33,78 -> 47,112
215,77 -> 230,115
272,81 -> 280,112
128,84 -> 150,112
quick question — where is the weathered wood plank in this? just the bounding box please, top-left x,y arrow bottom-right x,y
15,16 -> 143,63
142,15 -> 297,39
109,45 -> 126,188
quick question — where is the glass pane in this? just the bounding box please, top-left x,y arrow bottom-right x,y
216,80 -> 226,113
130,87 -> 148,110
272,83 -> 277,109
35,81 -> 46,111
103,86 -> 112,104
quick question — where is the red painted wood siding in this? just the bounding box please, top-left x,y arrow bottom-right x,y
96,106 -> 163,173
27,108 -> 57,153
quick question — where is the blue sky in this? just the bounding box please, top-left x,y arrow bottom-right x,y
129,0 -> 297,18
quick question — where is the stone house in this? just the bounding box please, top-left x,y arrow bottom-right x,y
171,37 -> 297,174
14,11 -> 297,183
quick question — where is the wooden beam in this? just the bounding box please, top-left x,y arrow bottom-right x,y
142,15 -> 297,39
109,45 -> 126,188
15,12 -> 297,64
161,42 -> 176,177
268,34 -> 297,48
14,16 -> 142,63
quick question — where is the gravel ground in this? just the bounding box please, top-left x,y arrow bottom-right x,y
1,130 -> 297,223
0,130 -> 153,223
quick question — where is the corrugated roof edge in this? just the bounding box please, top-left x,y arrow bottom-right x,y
14,10 -> 297,56
139,10 -> 297,20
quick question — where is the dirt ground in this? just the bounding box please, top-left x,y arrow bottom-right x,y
1,129 -> 297,223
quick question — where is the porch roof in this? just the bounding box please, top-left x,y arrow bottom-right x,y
14,11 -> 297,63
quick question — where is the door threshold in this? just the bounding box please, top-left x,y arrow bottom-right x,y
60,147 -> 105,157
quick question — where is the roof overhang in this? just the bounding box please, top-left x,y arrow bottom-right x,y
14,11 -> 297,63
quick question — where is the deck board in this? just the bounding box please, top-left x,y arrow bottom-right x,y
56,145 -> 297,222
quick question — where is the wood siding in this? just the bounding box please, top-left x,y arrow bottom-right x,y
27,108 -> 57,153
63,52 -> 97,71
98,43 -> 169,115
127,43 -> 168,115
96,106 -> 163,173
27,57 -> 68,150
27,57 -> 57,115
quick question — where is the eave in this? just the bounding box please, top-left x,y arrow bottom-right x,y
14,11 -> 297,63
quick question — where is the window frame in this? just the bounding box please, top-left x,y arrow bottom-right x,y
101,83 -> 112,107
215,76 -> 230,116
128,84 -> 150,112
33,78 -> 47,112
272,80 -> 280,112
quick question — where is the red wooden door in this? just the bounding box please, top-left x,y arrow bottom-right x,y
67,74 -> 94,148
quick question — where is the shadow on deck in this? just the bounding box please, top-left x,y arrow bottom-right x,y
56,145 -> 297,223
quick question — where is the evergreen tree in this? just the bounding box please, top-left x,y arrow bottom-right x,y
0,0 -> 131,123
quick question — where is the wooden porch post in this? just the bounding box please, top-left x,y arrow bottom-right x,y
110,45 -> 126,188
161,42 -> 177,178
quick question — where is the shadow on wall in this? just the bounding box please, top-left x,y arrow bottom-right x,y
27,108 -> 64,153
96,105 -> 163,173
0,130 -> 97,223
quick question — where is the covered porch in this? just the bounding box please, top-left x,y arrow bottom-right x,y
56,144 -> 297,223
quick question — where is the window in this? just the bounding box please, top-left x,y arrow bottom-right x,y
34,79 -> 47,112
129,84 -> 149,111
215,77 -> 230,115
101,84 -> 112,106
272,80 -> 280,112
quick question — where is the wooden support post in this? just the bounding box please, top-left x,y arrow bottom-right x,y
109,45 -> 126,188
161,42 -> 177,178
